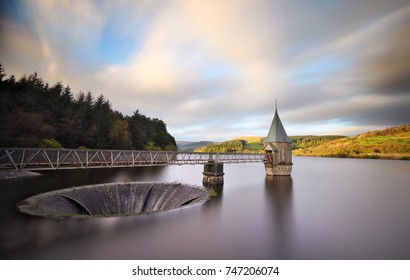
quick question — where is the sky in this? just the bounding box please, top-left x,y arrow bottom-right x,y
1,0 -> 409,141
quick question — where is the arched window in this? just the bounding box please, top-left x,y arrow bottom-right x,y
280,149 -> 285,162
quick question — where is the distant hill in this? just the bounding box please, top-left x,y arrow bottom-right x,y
176,141 -> 214,152
194,135 -> 345,153
194,139 -> 250,153
293,125 -> 410,160
192,125 -> 410,160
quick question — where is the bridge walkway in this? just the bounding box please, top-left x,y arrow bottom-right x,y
0,148 -> 265,171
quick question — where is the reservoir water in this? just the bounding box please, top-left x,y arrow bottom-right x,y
1,157 -> 409,259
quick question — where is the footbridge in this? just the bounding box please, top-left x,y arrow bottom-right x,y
0,148 -> 264,171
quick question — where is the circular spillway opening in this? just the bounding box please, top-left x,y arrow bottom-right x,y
16,182 -> 208,219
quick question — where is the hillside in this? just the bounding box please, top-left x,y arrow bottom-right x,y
195,139 -> 249,153
293,125 -> 410,160
193,125 -> 410,160
176,141 -> 214,152
194,135 -> 345,153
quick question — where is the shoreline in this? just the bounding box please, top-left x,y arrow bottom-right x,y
0,169 -> 42,180
292,153 -> 410,161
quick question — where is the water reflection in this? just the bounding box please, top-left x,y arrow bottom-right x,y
264,176 -> 294,258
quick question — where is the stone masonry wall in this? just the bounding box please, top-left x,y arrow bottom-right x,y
269,142 -> 292,163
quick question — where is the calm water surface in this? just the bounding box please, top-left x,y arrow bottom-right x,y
1,157 -> 409,259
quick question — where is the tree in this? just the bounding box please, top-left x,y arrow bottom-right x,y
0,65 -> 178,150
93,94 -> 113,148
0,64 -> 5,81
109,119 -> 133,149
0,109 -> 54,147
39,138 -> 63,148
128,110 -> 148,150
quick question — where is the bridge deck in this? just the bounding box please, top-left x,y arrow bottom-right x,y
0,148 -> 265,170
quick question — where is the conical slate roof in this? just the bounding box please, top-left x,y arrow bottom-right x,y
264,108 -> 291,143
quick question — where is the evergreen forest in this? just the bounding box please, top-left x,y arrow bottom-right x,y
0,65 -> 176,150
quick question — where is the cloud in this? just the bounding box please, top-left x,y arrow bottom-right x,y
1,0 -> 410,141
180,0 -> 281,62
360,14 -> 410,94
279,3 -> 410,131
24,0 -> 106,53
89,1 -> 286,131
0,20 -> 46,76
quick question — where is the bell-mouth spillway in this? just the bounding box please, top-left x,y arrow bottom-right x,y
16,182 -> 209,219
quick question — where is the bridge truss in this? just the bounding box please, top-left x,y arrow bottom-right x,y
0,148 -> 265,171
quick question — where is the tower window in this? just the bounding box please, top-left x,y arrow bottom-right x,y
280,149 -> 285,162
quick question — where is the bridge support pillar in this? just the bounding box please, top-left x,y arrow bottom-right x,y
202,161 -> 224,185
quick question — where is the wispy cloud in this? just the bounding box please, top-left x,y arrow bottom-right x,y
1,0 -> 409,141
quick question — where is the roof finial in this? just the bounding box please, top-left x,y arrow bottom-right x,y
275,99 -> 277,111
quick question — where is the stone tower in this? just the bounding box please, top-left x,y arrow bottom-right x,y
263,104 -> 293,176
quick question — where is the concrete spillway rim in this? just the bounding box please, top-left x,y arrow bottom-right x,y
16,181 -> 209,219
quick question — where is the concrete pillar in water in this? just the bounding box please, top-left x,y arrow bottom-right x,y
202,161 -> 224,185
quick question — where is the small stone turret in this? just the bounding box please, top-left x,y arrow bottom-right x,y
263,104 -> 293,176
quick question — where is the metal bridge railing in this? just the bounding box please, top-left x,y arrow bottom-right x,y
0,148 -> 265,170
